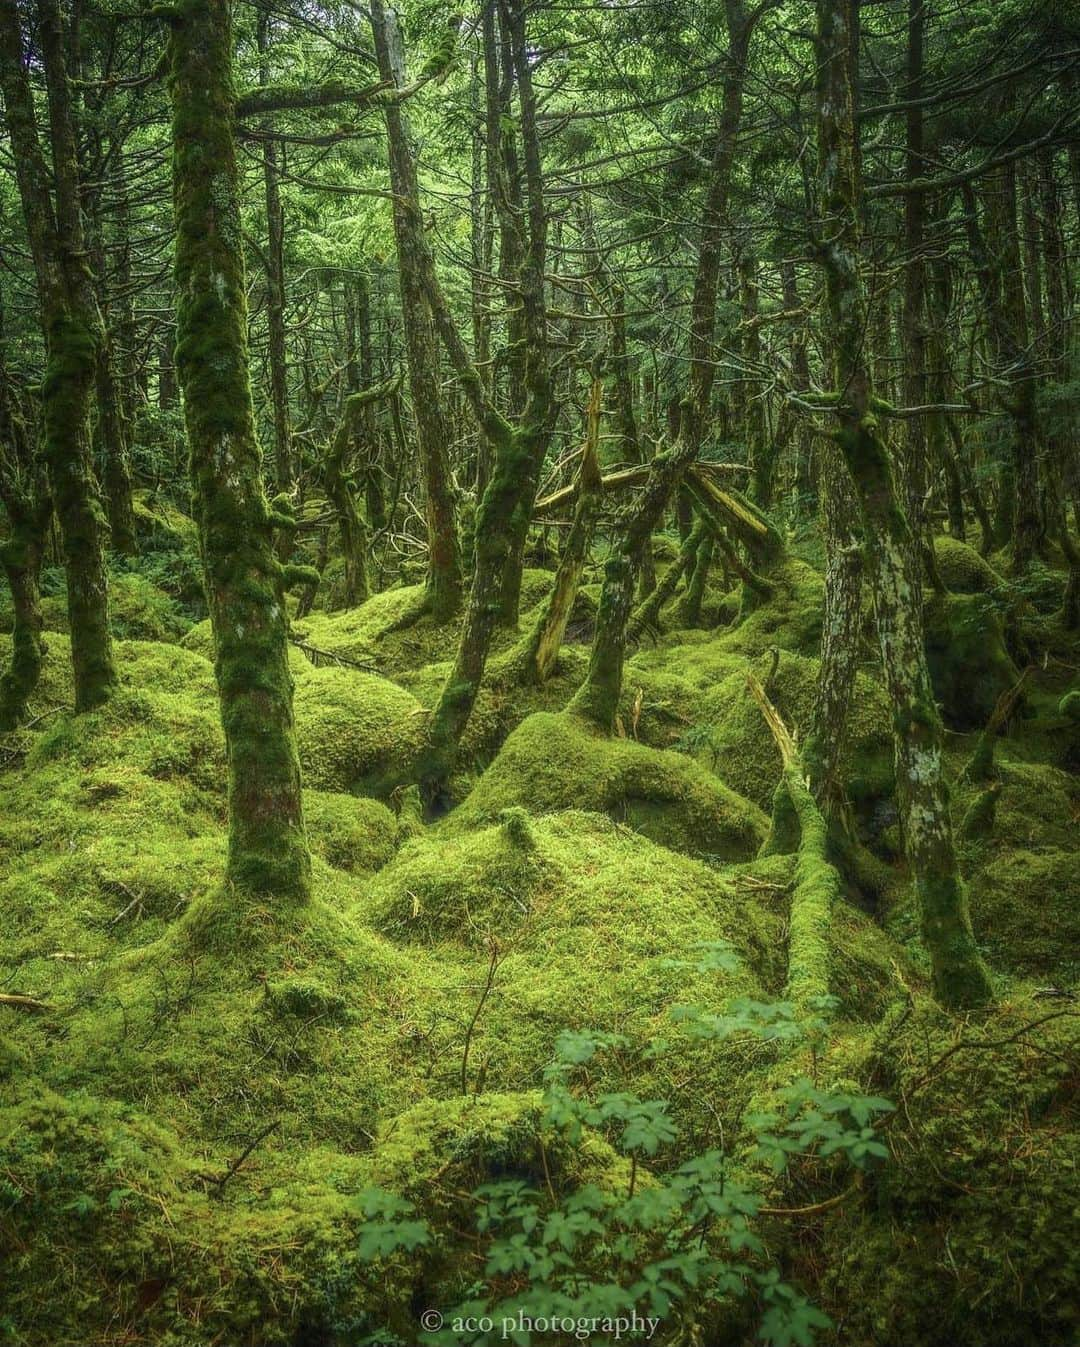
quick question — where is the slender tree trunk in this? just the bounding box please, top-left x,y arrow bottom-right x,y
963,173 -> 1041,573
815,0 -> 992,1009
0,358 -> 51,731
513,379 -> 603,683
804,444 -> 863,816
257,12 -> 293,494
164,0 -> 310,900
370,0 -> 463,621
0,0 -> 116,712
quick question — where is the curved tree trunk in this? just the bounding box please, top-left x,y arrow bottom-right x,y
370,0 -> 463,622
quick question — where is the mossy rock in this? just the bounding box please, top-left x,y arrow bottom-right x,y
933,534 -> 1004,594
697,651 -> 893,813
627,632 -> 748,692
924,592 -> 1021,729
448,710 -> 768,861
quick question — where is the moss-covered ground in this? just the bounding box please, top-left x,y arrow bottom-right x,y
1,531 -> 1077,1346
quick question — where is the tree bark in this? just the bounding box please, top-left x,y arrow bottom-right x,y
370,0 -> 463,622
814,0 -> 992,1009
0,0 -> 117,713
164,0 -> 310,901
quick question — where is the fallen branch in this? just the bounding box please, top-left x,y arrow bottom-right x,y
0,993 -> 52,1013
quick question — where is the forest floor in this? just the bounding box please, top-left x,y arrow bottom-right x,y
0,504 -> 1077,1347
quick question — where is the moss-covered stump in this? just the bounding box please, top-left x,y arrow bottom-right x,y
810,998 -> 1079,1347
924,592 -> 1021,729
697,651 -> 893,814
446,710 -> 768,861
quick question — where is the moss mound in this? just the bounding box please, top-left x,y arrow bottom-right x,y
955,758 -> 1080,979
304,790 -> 399,875
292,662 -> 427,795
714,558 -> 825,657
447,710 -> 767,861
933,534 -> 1004,594
812,998 -> 1079,1347
296,568 -> 557,682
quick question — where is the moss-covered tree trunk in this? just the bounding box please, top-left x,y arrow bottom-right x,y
804,444 -> 864,815
257,11 -> 294,497
814,0 -> 992,1010
0,358 -> 51,732
370,0 -> 462,623
513,379 -> 603,684
164,0 -> 310,901
962,173 -> 1042,576
0,0 -> 117,714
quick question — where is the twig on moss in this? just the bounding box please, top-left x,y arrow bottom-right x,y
204,1120 -> 282,1195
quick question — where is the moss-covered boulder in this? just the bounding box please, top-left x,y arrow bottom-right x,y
304,790 -> 399,875
448,710 -> 767,861
292,663 -> 427,796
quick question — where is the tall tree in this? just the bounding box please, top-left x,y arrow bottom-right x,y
162,0 -> 310,900
812,0 -> 993,1009
0,0 -> 117,713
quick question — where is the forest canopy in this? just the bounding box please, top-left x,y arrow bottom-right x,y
0,0 -> 1078,1343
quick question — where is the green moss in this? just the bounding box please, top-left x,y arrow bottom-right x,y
304,789 -> 398,875
298,568 -> 558,683
933,534 -> 1005,594
446,710 -> 768,861
292,661 -> 428,796
813,998 -> 1079,1347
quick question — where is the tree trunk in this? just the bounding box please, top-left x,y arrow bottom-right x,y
0,0 -> 117,714
257,13 -> 294,496
814,0 -> 992,1009
370,0 -> 463,622
0,363 -> 51,731
165,0 -> 310,901
805,443 -> 864,816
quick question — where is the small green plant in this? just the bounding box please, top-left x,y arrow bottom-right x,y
352,952 -> 892,1347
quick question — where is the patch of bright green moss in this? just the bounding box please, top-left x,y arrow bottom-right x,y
812,997 -> 1079,1347
933,534 -> 1004,594
447,710 -> 768,861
